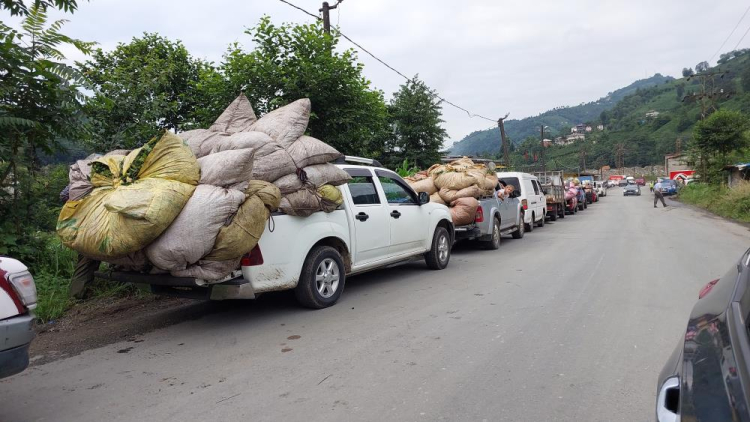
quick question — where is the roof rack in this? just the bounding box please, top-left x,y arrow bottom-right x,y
335,156 -> 384,168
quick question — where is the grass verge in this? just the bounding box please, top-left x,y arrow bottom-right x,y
678,181 -> 750,223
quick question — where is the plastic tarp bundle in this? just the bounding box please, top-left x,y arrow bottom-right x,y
57,133 -> 200,260
68,153 -> 102,201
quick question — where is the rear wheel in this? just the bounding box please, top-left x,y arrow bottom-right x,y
294,246 -> 346,309
525,212 -> 534,232
425,226 -> 451,270
480,217 -> 501,250
559,204 -> 565,219
537,212 -> 545,227
550,208 -> 558,221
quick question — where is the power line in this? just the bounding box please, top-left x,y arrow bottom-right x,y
734,22 -> 750,51
277,0 -> 497,123
709,4 -> 750,63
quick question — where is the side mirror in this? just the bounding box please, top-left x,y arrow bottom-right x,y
418,191 -> 430,205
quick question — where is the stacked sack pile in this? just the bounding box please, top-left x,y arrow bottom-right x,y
57,94 -> 350,282
404,157 -> 498,226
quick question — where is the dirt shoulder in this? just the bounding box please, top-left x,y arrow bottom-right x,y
30,295 -> 228,366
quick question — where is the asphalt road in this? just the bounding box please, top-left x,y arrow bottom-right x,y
3,188 -> 750,422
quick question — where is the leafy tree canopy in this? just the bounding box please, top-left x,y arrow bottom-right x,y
1,0 -> 80,15
384,76 -> 447,168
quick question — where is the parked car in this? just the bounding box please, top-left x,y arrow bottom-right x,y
658,179 -> 679,196
453,185 -> 523,249
497,172 -> 547,231
656,248 -> 750,422
593,181 -> 607,197
635,178 -> 646,186
532,171 -> 566,221
576,185 -> 587,210
583,183 -> 598,204
97,157 -> 454,309
0,257 -> 37,379
623,184 -> 641,196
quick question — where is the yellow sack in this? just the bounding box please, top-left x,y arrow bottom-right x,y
205,181 -> 281,261
317,184 -> 343,205
57,133 -> 200,260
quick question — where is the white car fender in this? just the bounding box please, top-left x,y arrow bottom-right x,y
422,204 -> 452,250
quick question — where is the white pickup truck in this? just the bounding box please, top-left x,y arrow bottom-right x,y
99,158 -> 455,309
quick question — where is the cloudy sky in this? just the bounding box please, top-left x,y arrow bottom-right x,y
8,0 -> 750,145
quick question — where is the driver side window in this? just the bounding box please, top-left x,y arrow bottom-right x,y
378,177 -> 416,205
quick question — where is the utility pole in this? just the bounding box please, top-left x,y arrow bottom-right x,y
320,1 -> 342,35
540,125 -> 546,172
498,113 -> 510,168
683,70 -> 731,119
579,149 -> 587,172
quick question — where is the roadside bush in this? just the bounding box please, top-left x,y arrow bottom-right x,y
679,182 -> 750,223
30,234 -> 76,322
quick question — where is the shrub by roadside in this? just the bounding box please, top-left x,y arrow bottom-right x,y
678,181 -> 750,223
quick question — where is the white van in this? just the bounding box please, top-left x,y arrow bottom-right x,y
496,172 -> 547,231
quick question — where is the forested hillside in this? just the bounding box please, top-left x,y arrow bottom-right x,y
449,74 -> 674,156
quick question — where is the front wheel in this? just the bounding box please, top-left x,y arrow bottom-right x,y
559,204 -> 565,219
425,226 -> 451,270
512,212 -> 525,239
294,246 -> 346,309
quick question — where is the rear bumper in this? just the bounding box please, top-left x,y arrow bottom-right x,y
0,313 -> 34,379
454,225 -> 481,242
95,271 -> 255,300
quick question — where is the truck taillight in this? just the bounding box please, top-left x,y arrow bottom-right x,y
475,206 -> 484,223
241,245 -> 264,267
521,199 -> 528,210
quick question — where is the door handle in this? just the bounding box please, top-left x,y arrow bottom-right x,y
356,212 -> 369,221
390,210 -> 401,219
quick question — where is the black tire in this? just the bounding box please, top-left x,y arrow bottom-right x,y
537,211 -> 545,227
559,205 -> 565,219
550,208 -> 558,221
294,246 -> 346,309
512,212 -> 525,239
525,212 -> 534,232
425,226 -> 451,270
584,201 -> 588,209
480,217 -> 501,250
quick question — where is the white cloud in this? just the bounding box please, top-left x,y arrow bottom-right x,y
6,0 -> 750,146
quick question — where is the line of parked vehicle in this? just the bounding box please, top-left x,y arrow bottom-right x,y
0,158 -> 612,379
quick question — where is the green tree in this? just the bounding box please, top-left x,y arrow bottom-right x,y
384,77 -> 447,168
675,83 -> 685,100
1,0 -> 79,15
741,63 -> 750,93
79,33 -> 209,150
682,67 -> 694,78
0,6 -> 93,251
693,109 -> 750,182
212,17 -> 389,158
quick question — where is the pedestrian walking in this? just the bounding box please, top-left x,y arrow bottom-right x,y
653,180 -> 667,208
60,184 -> 100,299
649,181 -> 654,192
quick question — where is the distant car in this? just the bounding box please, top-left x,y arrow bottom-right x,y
0,257 -> 37,379
656,248 -> 750,421
623,184 -> 641,196
635,178 -> 646,186
658,179 -> 678,196
594,181 -> 607,197
618,180 -> 628,187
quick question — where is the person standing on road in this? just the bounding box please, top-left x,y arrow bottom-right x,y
60,184 -> 101,299
653,180 -> 667,208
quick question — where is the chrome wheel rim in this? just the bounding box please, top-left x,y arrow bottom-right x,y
437,234 -> 449,263
315,258 -> 340,298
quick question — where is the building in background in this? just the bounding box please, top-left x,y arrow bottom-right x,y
665,153 -> 694,181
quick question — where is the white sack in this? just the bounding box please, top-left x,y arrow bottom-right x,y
171,258 -> 242,282
273,164 -> 352,195
198,148 -> 255,187
208,94 -> 257,133
250,99 -> 311,148
145,185 -> 246,271
287,135 -> 342,168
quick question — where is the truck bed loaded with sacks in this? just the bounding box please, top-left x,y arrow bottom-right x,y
60,95 -> 453,308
